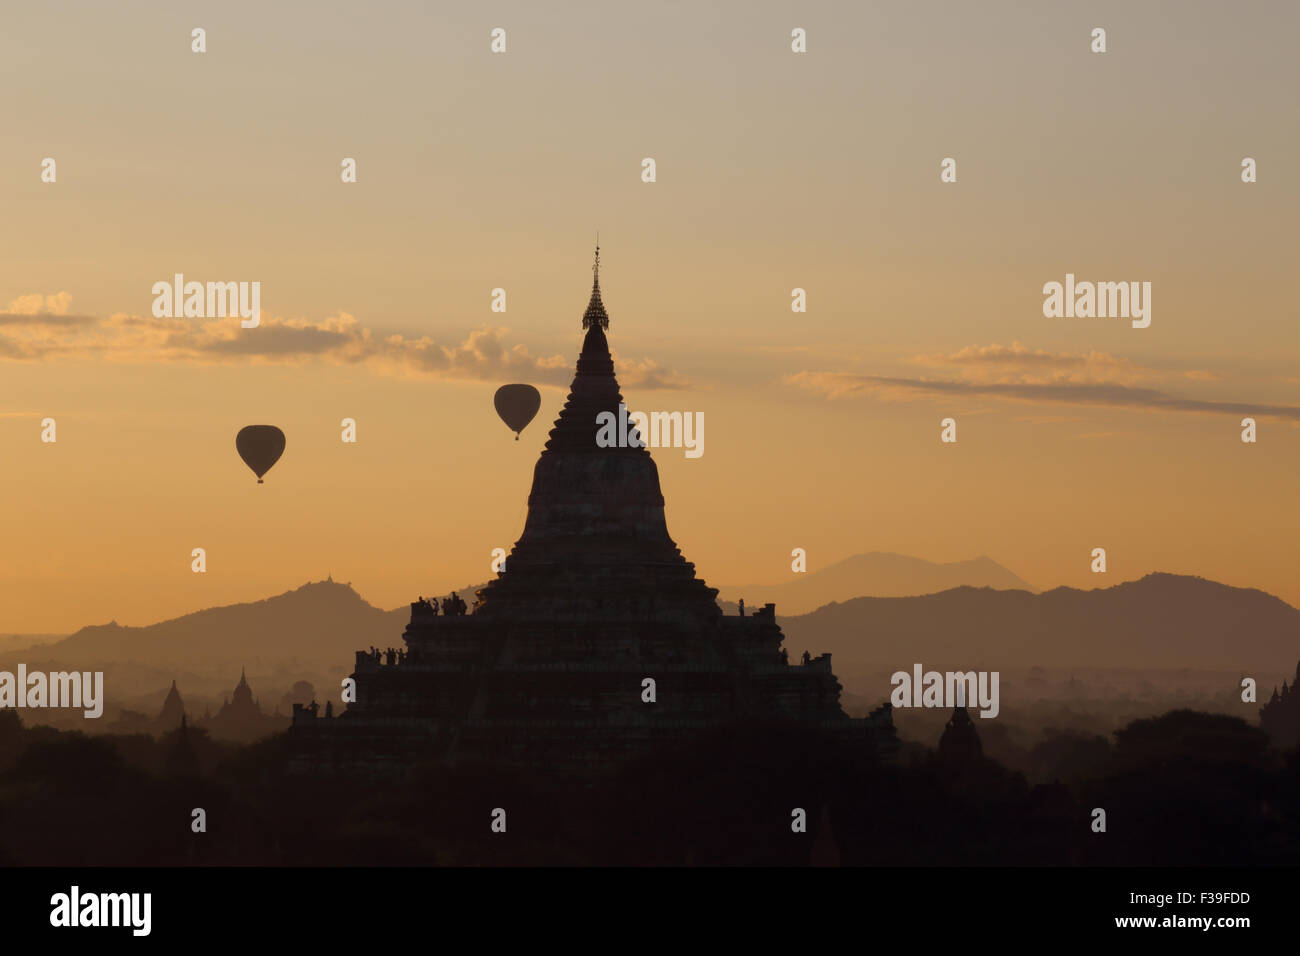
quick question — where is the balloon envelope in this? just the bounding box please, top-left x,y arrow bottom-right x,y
236,425 -> 286,483
494,384 -> 541,439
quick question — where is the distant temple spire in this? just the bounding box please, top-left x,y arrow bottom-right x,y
938,705 -> 983,766
582,242 -> 609,331
1262,658 -> 1300,749
158,678 -> 186,729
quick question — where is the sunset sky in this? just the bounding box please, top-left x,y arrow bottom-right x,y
3,0 -> 1299,633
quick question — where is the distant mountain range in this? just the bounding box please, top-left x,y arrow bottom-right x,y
0,580 -> 477,701
776,573 -> 1300,687
0,634 -> 61,652
22,580 -> 406,668
716,551 -> 1034,615
5,571 -> 1296,707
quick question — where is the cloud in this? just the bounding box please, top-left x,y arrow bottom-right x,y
788,341 -> 1300,419
0,294 -> 691,389
907,341 -> 1141,385
6,292 -> 72,315
1012,414 -> 1085,425
786,370 -> 1300,420
614,356 -> 693,390
1,290 -> 96,330
150,313 -> 574,384
0,314 -> 97,327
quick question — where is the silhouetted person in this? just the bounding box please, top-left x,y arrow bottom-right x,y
801,651 -> 811,665
324,701 -> 333,718
431,597 -> 440,615
307,700 -> 319,718
738,599 -> 745,616
780,648 -> 789,664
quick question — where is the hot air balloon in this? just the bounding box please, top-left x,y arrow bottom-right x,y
493,384 -> 541,440
236,425 -> 286,483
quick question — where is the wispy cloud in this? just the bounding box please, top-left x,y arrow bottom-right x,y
787,371 -> 1300,420
788,342 -> 1300,419
0,294 -> 691,389
1012,414 -> 1085,425
5,292 -> 73,316
613,356 -> 692,390
907,341 -> 1141,384
1,292 -> 97,333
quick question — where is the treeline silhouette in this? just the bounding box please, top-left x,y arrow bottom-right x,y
0,708 -> 1296,866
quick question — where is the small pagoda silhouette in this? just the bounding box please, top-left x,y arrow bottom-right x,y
1261,660 -> 1300,749
200,667 -> 286,743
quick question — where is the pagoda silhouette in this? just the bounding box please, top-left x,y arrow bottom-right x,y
201,667 -> 284,743
938,705 -> 983,767
291,247 -> 896,776
158,679 -> 186,729
1261,659 -> 1300,749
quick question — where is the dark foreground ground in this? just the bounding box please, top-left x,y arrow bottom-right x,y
0,708 -> 1296,866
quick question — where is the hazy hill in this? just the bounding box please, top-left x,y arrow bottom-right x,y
19,573 -> 1291,678
778,573 -> 1300,680
0,580 -> 488,703
716,551 -> 1034,615
22,580 -> 406,667
9,573 -> 1297,714
0,634 -> 62,652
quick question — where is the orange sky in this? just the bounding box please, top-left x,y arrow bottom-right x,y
3,0 -> 1299,632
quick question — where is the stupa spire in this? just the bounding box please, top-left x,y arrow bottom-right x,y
538,245 -> 627,454
471,245 -> 721,621
582,241 -> 609,331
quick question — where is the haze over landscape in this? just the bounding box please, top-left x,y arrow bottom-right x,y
1,0 -> 1296,781
4,1 -> 1300,637
2,559 -> 1291,755
3,2 -> 1300,886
